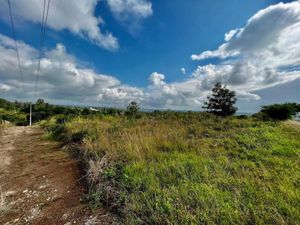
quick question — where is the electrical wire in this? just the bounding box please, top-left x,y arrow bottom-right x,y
34,0 -> 51,98
7,0 -> 25,93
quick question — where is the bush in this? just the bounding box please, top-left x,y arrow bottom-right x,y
125,101 -> 139,118
0,108 -> 27,125
71,130 -> 89,143
259,103 -> 299,121
236,115 -> 248,119
50,124 -> 67,140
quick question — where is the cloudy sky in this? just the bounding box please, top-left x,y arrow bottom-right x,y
0,0 -> 299,112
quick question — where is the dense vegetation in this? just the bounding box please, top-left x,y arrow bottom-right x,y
0,98 -> 27,125
1,97 -> 300,224
42,112 -> 300,225
0,98 -> 123,125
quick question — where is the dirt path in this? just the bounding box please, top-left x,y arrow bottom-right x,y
0,126 -> 117,225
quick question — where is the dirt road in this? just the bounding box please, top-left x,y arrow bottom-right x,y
0,126 -> 116,225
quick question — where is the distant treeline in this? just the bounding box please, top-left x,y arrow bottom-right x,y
0,97 -> 300,125
0,98 -> 125,125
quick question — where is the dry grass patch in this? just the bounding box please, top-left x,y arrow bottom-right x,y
43,113 -> 300,225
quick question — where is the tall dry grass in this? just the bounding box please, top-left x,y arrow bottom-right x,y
43,113 -> 300,225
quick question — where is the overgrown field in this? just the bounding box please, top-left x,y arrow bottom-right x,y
42,113 -> 300,225
0,108 -> 26,125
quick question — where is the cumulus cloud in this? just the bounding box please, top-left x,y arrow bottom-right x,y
191,44 -> 239,60
190,1 -> 300,101
107,0 -> 152,31
149,72 -> 166,86
0,0 -> 153,50
0,33 -> 205,110
107,0 -> 152,20
1,2 -> 300,110
139,2 -> 300,109
0,34 -> 144,106
0,0 -> 119,50
192,2 -> 300,61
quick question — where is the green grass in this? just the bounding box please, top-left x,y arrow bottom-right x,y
42,113 -> 300,225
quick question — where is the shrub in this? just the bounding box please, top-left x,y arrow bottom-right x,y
0,108 -> 27,125
125,101 -> 140,118
236,114 -> 248,119
260,103 -> 299,121
71,130 -> 89,143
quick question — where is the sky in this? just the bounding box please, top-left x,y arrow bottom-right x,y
0,0 -> 299,112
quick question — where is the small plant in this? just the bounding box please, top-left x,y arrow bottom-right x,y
71,130 -> 89,143
125,101 -> 140,118
203,82 -> 238,116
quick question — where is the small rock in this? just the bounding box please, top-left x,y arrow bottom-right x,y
38,185 -> 48,190
62,213 -> 69,220
4,190 -> 16,197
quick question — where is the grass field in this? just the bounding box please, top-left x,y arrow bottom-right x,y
42,113 -> 300,225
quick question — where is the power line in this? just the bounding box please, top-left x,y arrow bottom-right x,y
34,0 -> 46,97
42,0 -> 51,46
34,0 -> 51,98
7,0 -> 25,93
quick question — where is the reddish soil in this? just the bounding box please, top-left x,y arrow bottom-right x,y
0,126 -> 118,225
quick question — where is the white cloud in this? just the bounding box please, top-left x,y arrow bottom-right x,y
0,0 -> 118,50
98,86 -> 144,102
192,2 -> 300,61
0,0 -> 154,49
0,34 -> 143,106
181,68 -> 186,75
0,83 -> 12,92
141,2 -> 300,109
191,44 -> 239,61
1,2 -> 300,110
106,0 -> 152,31
107,0 -> 152,19
149,72 -> 166,86
190,1 -> 300,101
224,29 -> 239,42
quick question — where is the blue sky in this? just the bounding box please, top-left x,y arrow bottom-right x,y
0,0 -> 299,112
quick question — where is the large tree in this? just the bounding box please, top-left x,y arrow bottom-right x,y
203,82 -> 237,116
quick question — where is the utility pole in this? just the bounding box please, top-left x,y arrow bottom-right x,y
29,103 -> 32,126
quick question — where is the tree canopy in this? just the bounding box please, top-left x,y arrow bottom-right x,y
203,82 -> 237,116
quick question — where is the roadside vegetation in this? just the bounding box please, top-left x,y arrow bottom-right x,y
1,83 -> 300,224
40,112 -> 300,225
0,98 -> 123,126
